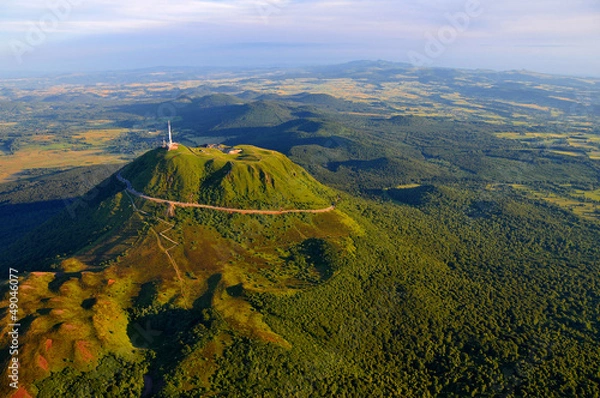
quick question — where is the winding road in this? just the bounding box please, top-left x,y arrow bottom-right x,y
116,172 -> 335,215
116,171 -> 334,308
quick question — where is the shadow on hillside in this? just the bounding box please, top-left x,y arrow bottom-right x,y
127,273 -> 225,396
327,157 -> 389,172
386,185 -> 439,206
221,126 -> 354,154
0,200 -> 70,250
193,273 -> 222,310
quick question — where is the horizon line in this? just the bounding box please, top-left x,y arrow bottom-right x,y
1,60 -> 599,81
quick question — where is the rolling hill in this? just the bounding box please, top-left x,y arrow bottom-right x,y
0,145 -> 359,397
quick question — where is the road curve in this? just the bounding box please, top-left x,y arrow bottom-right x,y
116,172 -> 335,215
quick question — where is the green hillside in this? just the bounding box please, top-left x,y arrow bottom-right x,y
122,145 -> 334,209
175,97 -> 295,132
193,94 -> 245,108
0,144 -> 358,397
0,145 -> 336,271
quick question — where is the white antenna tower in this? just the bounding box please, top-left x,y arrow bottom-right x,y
168,120 -> 173,146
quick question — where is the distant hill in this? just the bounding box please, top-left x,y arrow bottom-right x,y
175,96 -> 295,132
216,101 -> 294,129
192,94 -> 244,108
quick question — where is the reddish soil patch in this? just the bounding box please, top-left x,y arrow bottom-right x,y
183,228 -> 227,272
107,279 -> 116,286
52,309 -> 64,315
37,355 -> 49,371
45,339 -> 53,351
257,331 -> 291,349
75,340 -> 94,362
12,387 -> 33,398
263,335 -> 279,343
62,324 -> 76,330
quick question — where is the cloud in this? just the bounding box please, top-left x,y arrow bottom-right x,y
1,0 -> 597,38
0,0 -> 598,76
0,0 -> 250,34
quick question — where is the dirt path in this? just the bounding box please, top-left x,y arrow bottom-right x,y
124,189 -> 188,307
116,172 -> 335,215
150,226 -> 189,307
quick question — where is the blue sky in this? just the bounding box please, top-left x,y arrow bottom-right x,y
0,0 -> 598,76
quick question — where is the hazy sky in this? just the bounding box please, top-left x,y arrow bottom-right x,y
0,0 -> 598,76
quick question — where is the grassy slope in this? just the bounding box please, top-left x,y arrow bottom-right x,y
1,144 -> 336,271
0,178 -> 139,272
0,205 -> 357,397
0,145 -> 355,397
123,145 -> 334,210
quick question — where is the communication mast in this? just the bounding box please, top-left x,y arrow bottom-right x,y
166,121 -> 178,150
